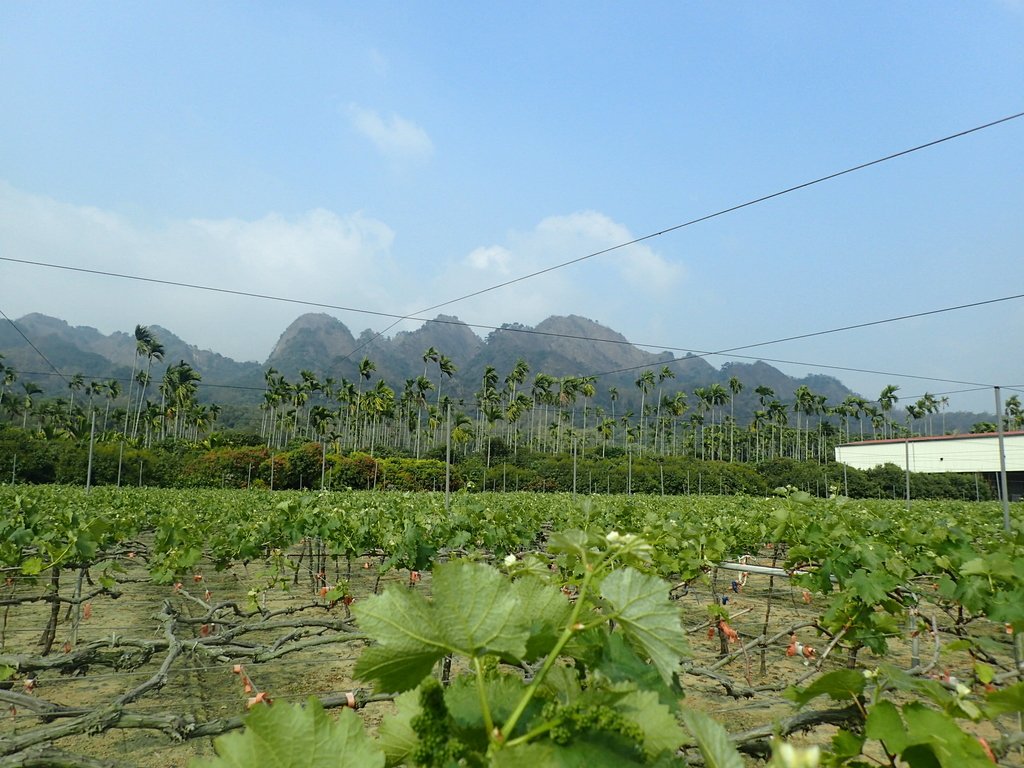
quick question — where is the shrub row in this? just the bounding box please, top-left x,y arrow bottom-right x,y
0,427 -> 993,500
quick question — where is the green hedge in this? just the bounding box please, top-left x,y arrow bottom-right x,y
0,426 -> 997,499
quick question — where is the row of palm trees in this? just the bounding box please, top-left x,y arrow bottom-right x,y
258,347 -> 461,454
4,341 -> 1021,461
0,328 -> 218,445
250,351 -> 1007,463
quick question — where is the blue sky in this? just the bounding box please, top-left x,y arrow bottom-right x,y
1,2 -> 1022,413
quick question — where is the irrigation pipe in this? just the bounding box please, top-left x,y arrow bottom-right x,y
715,561 -> 837,582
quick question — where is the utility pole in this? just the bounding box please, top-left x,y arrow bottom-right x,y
445,402 -> 452,513
995,386 -> 1011,533
904,438 -> 911,512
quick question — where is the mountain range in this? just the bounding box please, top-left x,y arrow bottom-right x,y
0,312 -> 991,431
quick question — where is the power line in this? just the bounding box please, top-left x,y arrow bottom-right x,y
3,110 -> 1022,398
693,294 -> 1024,362
408,110 -> 1024,315
5,254 -> 1023,388
0,306 -> 67,384
313,109 -> 1024,363
587,292 -> 1024,387
901,386 -> 992,401
5,289 -> 1023,394
590,341 -> 1002,388
0,256 -> 408,323
8,108 -> 1015,365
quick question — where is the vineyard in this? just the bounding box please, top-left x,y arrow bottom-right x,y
1,485 -> 1022,766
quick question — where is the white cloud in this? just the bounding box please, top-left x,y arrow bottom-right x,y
616,242 -> 684,295
346,104 -> 434,160
0,184 -> 687,368
183,208 -> 394,277
0,182 -> 400,362
431,210 -> 686,337
465,245 -> 512,273
532,214 -> 684,296
531,210 -> 684,295
536,210 -> 630,241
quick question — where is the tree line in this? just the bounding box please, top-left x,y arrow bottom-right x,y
2,326 -> 1021,469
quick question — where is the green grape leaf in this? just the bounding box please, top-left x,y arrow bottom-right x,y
433,562 -> 530,659
446,675 -> 542,745
21,556 -> 44,575
830,729 -> 866,761
617,689 -> 686,758
872,665 -> 949,709
680,709 -> 744,768
601,567 -> 687,686
900,703 -> 994,767
352,585 -> 447,691
547,529 -> 593,560
973,663 -> 994,685
959,558 -> 989,576
865,699 -> 908,754
957,577 -> 991,614
984,681 -> 1024,717
352,582 -> 444,655
847,568 -> 894,605
193,697 -> 384,768
376,690 -> 420,767
539,662 -> 585,704
786,669 -> 867,708
510,575 -> 573,661
324,585 -> 347,602
354,561 -> 531,690
595,632 -> 678,709
986,587 -> 1024,630
354,645 -> 441,694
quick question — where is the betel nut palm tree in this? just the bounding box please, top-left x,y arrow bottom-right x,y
877,384 -> 900,439
634,369 -> 655,457
132,329 -> 165,441
728,376 -> 743,462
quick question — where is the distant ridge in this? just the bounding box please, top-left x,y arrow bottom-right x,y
0,311 -> 995,429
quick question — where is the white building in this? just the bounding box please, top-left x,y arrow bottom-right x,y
834,431 -> 1024,500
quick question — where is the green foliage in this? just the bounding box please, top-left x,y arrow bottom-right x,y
0,490 -> 122,572
0,413 -> 998,499
354,535 -> 688,764
181,445 -> 269,487
377,456 -> 463,492
332,451 -> 379,489
354,561 -> 530,691
194,697 -> 384,768
409,679 -> 471,766
0,428 -> 60,482
680,710 -> 744,768
864,701 -> 994,767
784,669 -> 866,707
783,663 -> 1023,767
2,482 -> 1022,766
600,567 -> 687,686
278,442 -> 327,489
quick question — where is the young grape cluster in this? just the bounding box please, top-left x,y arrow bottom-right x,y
544,699 -> 644,751
410,679 -> 469,767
